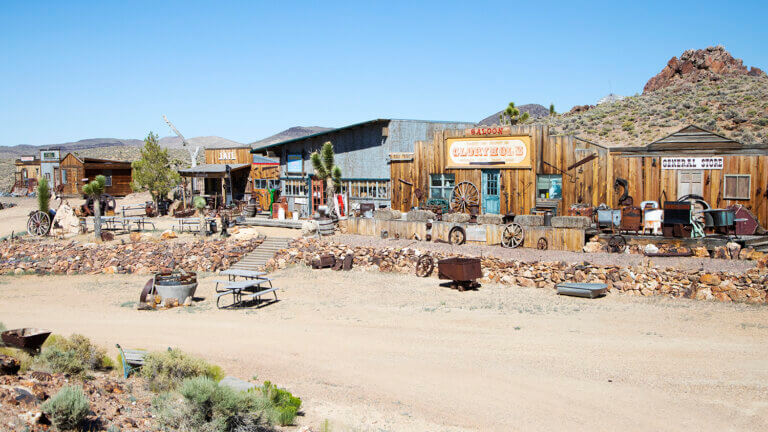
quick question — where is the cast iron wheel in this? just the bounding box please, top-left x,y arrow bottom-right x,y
608,234 -> 627,253
415,255 -> 434,277
537,237 -> 548,250
449,226 -> 466,245
450,181 -> 480,214
501,223 -> 524,248
27,210 -> 51,236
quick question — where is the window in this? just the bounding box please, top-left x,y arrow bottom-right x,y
723,174 -> 750,200
253,179 -> 280,190
286,154 -> 302,174
104,176 -> 112,187
678,170 -> 703,198
536,174 -> 562,199
61,169 -> 67,184
283,179 -> 307,196
430,174 -> 455,200
345,180 -> 389,200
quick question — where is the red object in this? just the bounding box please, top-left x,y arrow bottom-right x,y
336,194 -> 345,217
728,204 -> 759,235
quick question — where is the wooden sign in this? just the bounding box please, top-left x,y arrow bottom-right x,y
661,157 -> 723,169
445,136 -> 532,169
218,150 -> 237,161
389,152 -> 414,161
464,126 -> 511,137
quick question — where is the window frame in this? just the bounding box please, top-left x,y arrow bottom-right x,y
723,174 -> 751,200
536,174 -> 563,200
429,173 -> 455,201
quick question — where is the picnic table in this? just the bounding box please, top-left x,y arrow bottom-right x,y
82,216 -> 129,232
174,217 -> 214,233
121,204 -> 146,218
123,216 -> 156,231
215,279 -> 278,309
219,269 -> 266,281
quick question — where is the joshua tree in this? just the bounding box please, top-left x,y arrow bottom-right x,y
499,102 -> 530,125
549,103 -> 556,116
37,177 -> 51,213
310,142 -> 342,217
193,196 -> 207,236
83,175 -> 107,240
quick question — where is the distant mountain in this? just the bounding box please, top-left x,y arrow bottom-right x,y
157,136 -> 245,149
477,104 -> 550,126
251,126 -> 333,149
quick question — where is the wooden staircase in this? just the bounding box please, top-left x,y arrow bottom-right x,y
230,237 -> 293,271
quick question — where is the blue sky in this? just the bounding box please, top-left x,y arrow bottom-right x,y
1,0 -> 766,146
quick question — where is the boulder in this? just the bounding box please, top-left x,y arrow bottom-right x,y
52,203 -> 81,235
713,246 -> 729,259
0,354 -> 20,375
476,214 -> 504,225
692,246 -> 710,258
699,273 -> 721,286
739,247 -> 755,260
301,220 -> 319,237
161,230 -> 178,239
374,209 -> 401,220
583,240 -> 603,253
726,242 -> 741,260
406,209 -> 436,222
443,213 -> 471,223
551,216 -> 591,229
514,215 -> 544,227
643,244 -> 659,255
129,232 -> 142,242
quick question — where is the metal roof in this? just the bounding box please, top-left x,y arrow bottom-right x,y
178,163 -> 250,176
250,118 -> 475,152
610,125 -> 768,154
251,155 -> 279,164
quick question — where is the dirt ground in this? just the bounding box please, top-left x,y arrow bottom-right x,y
0,266 -> 766,431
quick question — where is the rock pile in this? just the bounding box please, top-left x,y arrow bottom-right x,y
0,237 -> 263,275
269,238 -> 768,304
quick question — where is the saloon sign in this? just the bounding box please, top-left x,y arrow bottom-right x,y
446,136 -> 532,169
661,157 -> 723,170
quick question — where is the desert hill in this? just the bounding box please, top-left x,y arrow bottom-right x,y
250,126 -> 333,148
478,104 -> 549,126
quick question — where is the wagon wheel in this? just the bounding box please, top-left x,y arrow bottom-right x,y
415,255 -> 434,277
449,226 -> 466,245
501,223 -> 524,248
450,181 -> 480,214
27,211 -> 51,236
537,237 -> 548,250
608,234 -> 626,253
102,194 -> 117,212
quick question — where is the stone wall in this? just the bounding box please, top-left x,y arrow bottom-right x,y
269,238 -> 768,305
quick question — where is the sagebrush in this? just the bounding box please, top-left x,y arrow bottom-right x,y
34,334 -> 112,376
141,349 -> 225,392
41,385 -> 91,430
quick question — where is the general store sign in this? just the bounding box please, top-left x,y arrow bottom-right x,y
661,157 -> 723,170
446,136 -> 532,169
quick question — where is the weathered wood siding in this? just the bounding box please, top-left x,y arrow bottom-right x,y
205,148 -> 251,165
250,164 -> 279,180
609,153 -> 768,227
390,126 -> 608,215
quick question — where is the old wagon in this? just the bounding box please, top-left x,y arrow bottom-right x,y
437,257 -> 482,291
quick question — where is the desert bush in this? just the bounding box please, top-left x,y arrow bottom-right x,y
259,381 -> 301,426
153,376 -> 273,432
0,347 -> 34,373
41,385 -> 91,431
141,349 -> 225,392
35,334 -> 110,376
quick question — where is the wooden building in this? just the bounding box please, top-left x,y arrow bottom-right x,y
12,155 -> 41,194
390,125 -> 609,216
205,146 -> 252,165
59,153 -> 134,196
608,125 -> 768,226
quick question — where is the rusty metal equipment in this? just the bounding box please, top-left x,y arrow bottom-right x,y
415,255 -> 434,277
700,209 -> 735,235
1,328 -> 52,354
608,234 -> 626,253
662,201 -> 693,238
311,254 -> 336,269
501,223 -> 524,248
614,178 -> 633,206
596,205 -> 621,233
537,237 -> 548,250
450,181 -> 480,214
620,206 -> 642,234
438,257 -> 482,291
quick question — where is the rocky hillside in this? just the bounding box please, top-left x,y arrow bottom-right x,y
532,47 -> 768,147
251,126 -> 332,148
478,104 -> 549,126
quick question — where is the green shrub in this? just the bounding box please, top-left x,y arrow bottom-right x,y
37,177 -> 51,213
41,385 -> 90,430
141,349 -> 225,392
153,377 -> 272,432
35,334 -> 109,376
260,381 -> 301,426
0,347 -> 34,373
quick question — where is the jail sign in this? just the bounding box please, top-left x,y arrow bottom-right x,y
445,136 -> 532,169
661,157 -> 723,169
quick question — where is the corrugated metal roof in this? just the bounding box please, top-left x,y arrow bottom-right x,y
251,155 -> 279,164
178,163 -> 250,174
611,125 -> 768,153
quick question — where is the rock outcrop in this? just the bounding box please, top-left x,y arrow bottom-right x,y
644,46 -> 766,93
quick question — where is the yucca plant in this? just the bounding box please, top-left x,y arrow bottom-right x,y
310,142 -> 342,217
499,102 -> 530,125
83,175 -> 107,240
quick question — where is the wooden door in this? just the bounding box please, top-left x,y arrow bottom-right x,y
482,169 -> 500,214
677,170 -> 703,198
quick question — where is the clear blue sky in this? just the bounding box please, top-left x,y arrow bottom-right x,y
1,0 -> 766,146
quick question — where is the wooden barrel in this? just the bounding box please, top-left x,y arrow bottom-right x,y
317,219 -> 335,236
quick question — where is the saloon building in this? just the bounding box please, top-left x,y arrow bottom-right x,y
59,153 -> 134,197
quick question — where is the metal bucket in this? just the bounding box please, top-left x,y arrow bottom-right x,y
317,219 -> 335,236
154,272 -> 198,304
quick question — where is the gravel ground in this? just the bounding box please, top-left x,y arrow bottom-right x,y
331,233 -> 757,273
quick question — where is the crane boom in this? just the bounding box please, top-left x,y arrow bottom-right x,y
162,115 -> 200,168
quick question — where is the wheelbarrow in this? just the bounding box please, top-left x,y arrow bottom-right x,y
1,328 -> 52,354
437,257 -> 482,291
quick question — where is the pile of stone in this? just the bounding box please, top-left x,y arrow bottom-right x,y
268,238 -> 768,304
583,237 -> 764,261
0,237 -> 263,275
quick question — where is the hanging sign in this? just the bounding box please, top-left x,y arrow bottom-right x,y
463,126 -> 511,137
286,154 -> 303,173
218,150 -> 237,161
445,136 -> 532,169
661,157 -> 723,170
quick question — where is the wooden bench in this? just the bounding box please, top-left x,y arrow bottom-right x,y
116,344 -> 171,378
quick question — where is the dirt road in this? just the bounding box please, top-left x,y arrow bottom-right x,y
1,267 -> 766,431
